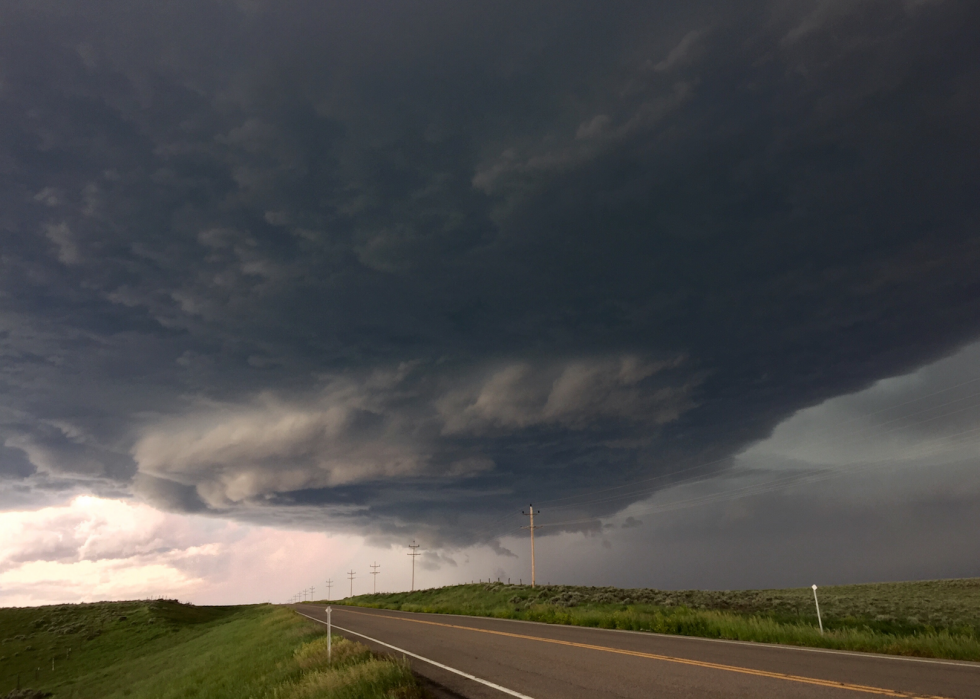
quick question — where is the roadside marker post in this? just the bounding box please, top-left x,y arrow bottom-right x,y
326,607 -> 332,662
812,585 -> 824,635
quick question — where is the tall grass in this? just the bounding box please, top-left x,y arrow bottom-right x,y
340,579 -> 980,661
274,634 -> 419,699
0,600 -> 421,698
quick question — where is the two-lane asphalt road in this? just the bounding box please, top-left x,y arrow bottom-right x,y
293,604 -> 978,699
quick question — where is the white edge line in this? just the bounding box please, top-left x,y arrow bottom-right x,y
301,604 -> 980,670
295,610 -> 537,699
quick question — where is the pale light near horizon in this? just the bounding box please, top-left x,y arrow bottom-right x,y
0,496 -> 364,607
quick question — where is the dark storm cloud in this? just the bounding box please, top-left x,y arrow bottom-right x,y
528,458 -> 980,591
1,0 -> 979,551
0,445 -> 34,479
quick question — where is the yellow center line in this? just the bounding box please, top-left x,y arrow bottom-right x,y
339,608 -> 948,699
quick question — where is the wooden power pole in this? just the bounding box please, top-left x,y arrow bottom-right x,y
370,562 -> 381,594
347,570 -> 356,598
407,540 -> 421,591
522,504 -> 540,587
325,579 -> 333,600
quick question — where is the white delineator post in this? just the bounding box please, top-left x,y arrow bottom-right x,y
812,584 -> 824,635
326,607 -> 332,662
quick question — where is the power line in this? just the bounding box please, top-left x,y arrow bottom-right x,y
522,505 -> 540,588
849,375 -> 980,419
407,540 -> 421,592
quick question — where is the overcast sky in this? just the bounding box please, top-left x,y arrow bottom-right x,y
1,0 -> 979,606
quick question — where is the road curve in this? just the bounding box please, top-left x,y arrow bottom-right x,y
293,604 -> 978,699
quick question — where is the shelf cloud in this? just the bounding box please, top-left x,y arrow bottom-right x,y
0,0 -> 978,585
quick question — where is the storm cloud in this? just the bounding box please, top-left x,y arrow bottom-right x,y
1,0 -> 979,568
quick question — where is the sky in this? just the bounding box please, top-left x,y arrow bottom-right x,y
1,0 -> 979,606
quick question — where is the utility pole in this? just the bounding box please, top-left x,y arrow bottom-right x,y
522,504 -> 540,588
325,579 -> 334,600
309,586 -> 315,601
347,569 -> 356,598
370,562 -> 381,594
407,540 -> 421,592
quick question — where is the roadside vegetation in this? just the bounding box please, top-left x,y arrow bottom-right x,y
0,600 -> 422,699
341,577 -> 980,661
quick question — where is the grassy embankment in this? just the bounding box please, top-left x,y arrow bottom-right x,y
0,599 -> 422,699
341,578 -> 980,661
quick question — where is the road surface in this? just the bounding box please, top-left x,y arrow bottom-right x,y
293,604 -> 978,699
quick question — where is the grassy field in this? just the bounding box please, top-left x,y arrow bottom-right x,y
0,599 -> 422,698
339,578 -> 980,661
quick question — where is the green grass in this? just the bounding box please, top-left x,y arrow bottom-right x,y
0,600 -> 423,698
338,578 -> 980,661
